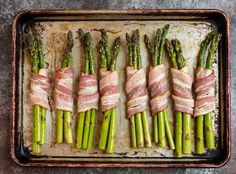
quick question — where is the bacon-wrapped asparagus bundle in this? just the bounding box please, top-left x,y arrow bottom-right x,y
165,39 -> 194,157
76,30 -> 99,150
55,31 -> 74,144
126,30 -> 151,148
25,27 -> 50,153
98,30 -> 121,154
195,32 -> 221,154
144,25 -> 175,149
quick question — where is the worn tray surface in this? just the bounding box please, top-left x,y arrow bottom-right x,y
11,10 -> 230,167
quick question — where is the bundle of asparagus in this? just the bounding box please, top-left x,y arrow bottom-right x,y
25,27 -> 50,153
195,32 -> 221,154
98,30 -> 121,154
144,25 -> 175,149
125,29 -> 151,148
165,39 -> 194,157
55,31 -> 74,144
76,29 -> 99,150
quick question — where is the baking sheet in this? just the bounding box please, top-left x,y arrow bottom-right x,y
22,20 -> 219,160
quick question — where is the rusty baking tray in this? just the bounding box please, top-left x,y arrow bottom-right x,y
11,9 -> 230,167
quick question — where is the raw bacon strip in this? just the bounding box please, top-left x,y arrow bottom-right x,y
30,68 -> 50,108
99,68 -> 120,112
55,67 -> 74,112
126,66 -> 148,118
171,66 -> 194,115
194,67 -> 215,116
77,73 -> 99,112
148,64 -> 169,115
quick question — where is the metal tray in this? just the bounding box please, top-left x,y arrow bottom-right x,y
11,9 -> 230,168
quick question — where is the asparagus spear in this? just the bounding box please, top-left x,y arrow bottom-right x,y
204,33 -> 221,150
127,30 -> 152,148
106,36 -> 120,154
25,28 -> 41,153
145,25 -> 174,149
132,30 -> 144,148
172,39 -> 191,154
56,31 -> 74,144
76,30 -> 97,150
158,25 -> 170,148
76,29 -> 87,149
33,29 -> 47,145
86,33 -> 97,150
135,29 -> 152,148
165,39 -> 182,157
195,32 -> 214,154
99,31 -> 121,154
98,31 -> 112,151
81,33 -> 93,149
126,34 -> 137,148
145,34 -> 159,144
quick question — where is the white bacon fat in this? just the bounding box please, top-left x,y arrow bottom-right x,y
30,68 -> 50,108
99,68 -> 120,112
77,73 -> 99,112
194,67 -> 215,116
148,64 -> 169,115
171,66 -> 194,115
125,66 -> 148,118
55,67 -> 74,112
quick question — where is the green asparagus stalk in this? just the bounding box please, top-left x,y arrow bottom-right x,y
86,33 -> 97,150
76,29 -> 87,149
204,33 -> 221,150
99,31 -> 121,154
145,25 -> 174,149
132,30 -> 144,148
195,32 -> 221,153
106,36 -> 120,154
98,38 -> 110,150
81,33 -> 93,149
135,30 -> 152,148
126,34 -> 137,147
34,29 -> 47,145
56,31 -> 74,144
195,32 -> 214,154
165,39 -> 183,157
145,34 -> 159,144
76,30 -> 97,150
26,28 -> 42,153
132,32 -> 144,147
172,39 -> 191,154
158,25 -> 171,148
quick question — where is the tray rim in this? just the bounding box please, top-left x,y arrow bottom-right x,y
10,9 -> 231,168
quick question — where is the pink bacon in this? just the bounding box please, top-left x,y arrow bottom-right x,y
77,73 -> 99,112
194,67 -> 215,116
30,68 -> 51,108
148,64 -> 169,115
126,66 -> 148,118
99,68 -> 120,112
171,66 -> 194,115
54,67 -> 74,112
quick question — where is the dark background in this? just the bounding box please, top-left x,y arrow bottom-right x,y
0,0 -> 235,173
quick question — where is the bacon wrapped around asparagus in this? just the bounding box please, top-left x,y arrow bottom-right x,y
76,30 -> 99,150
98,30 -> 121,154
25,27 -> 50,153
125,30 -> 151,148
165,39 -> 194,157
195,32 -> 221,154
55,31 -> 74,144
144,25 -> 175,150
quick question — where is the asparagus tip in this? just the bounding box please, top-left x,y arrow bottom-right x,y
66,30 -> 74,51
